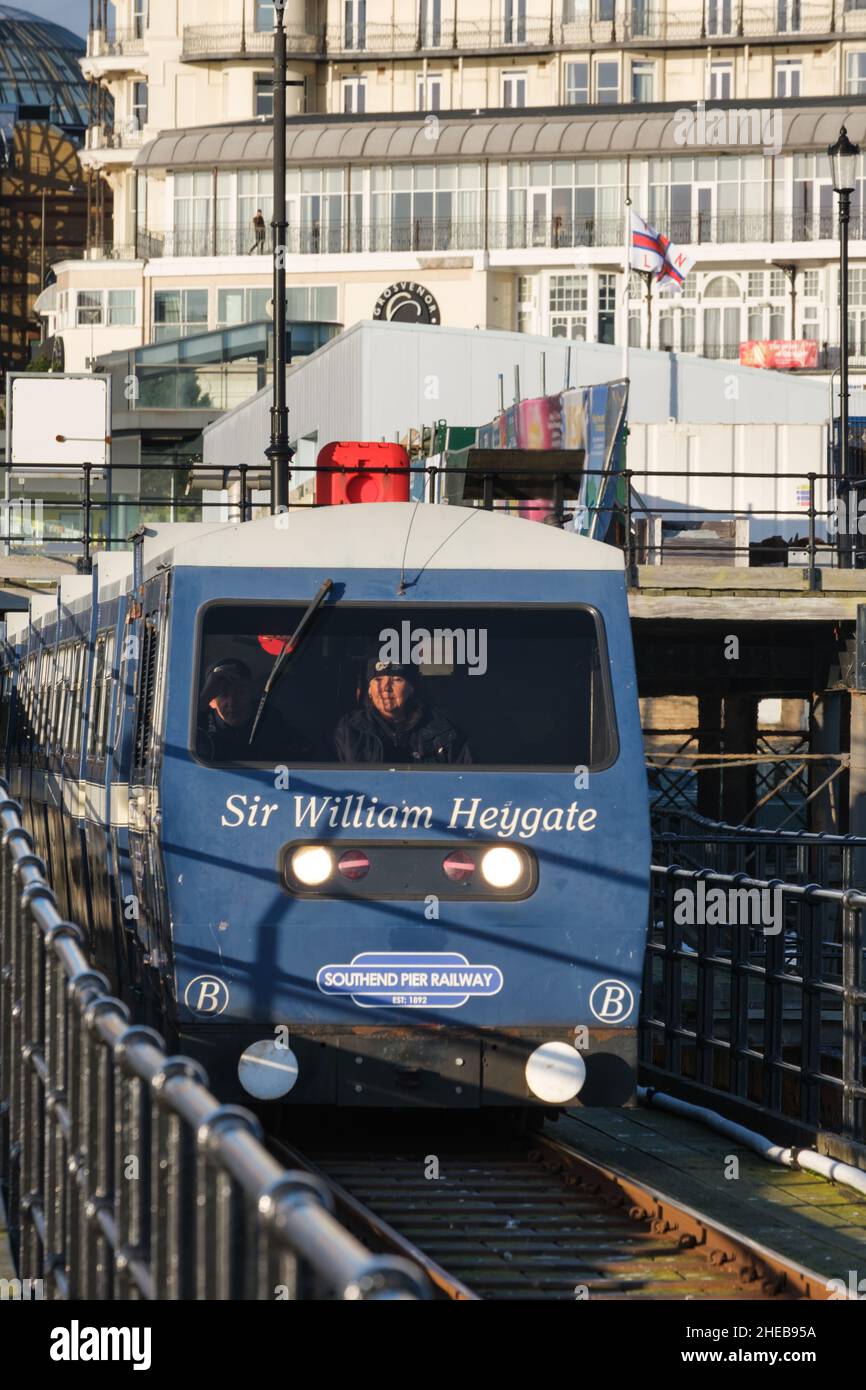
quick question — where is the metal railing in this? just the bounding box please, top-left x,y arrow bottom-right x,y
179,7 -> 866,58
641,860 -> 866,1167
0,460 -> 847,576
0,782 -> 425,1299
653,808 -> 866,895
130,211 -> 866,262
86,26 -> 145,58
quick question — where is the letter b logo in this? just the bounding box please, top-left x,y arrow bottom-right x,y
589,979 -> 635,1023
184,975 -> 230,1015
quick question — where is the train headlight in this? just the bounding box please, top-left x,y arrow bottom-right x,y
525,1043 -> 587,1104
291,845 -> 333,886
481,846 -> 524,889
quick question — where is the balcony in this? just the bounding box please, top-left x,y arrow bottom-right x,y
132,210 -> 866,261
82,27 -> 146,74
81,124 -> 145,168
180,6 -> 866,61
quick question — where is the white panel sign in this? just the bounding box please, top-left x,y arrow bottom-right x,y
8,374 -> 110,469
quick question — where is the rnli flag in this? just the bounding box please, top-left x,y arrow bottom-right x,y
656,234 -> 696,294
629,210 -> 665,274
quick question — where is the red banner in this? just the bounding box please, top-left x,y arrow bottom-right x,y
739,340 -> 818,370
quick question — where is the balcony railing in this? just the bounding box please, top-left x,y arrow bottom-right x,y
86,26 -> 146,58
85,124 -> 145,152
180,6 -> 866,59
131,209 -> 866,261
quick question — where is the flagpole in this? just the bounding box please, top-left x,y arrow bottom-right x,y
622,194 -> 632,382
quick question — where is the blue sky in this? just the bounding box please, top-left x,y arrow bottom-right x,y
24,0 -> 89,39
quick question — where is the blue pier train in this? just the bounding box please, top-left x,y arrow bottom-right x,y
0,500 -> 651,1114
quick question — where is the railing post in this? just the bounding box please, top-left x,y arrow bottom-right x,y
82,463 -> 92,573
807,470 -> 818,590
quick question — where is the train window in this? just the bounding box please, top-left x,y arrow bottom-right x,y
133,619 -> 160,769
194,602 -> 618,770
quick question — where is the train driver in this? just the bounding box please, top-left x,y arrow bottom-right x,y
334,658 -> 472,764
196,655 -> 311,762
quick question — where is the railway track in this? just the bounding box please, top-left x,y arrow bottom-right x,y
269,1128 -> 831,1301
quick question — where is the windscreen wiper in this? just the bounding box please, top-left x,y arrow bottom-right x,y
248,577 -> 333,747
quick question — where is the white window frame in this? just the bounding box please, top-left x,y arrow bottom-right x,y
631,61 -> 654,102
75,290 -> 103,326
709,62 -> 733,100
847,52 -> 866,96
107,288 -> 137,326
502,71 -> 527,108
565,60 -> 588,104
775,60 -> 801,98
596,59 -> 620,103
416,72 -> 442,111
342,76 -> 366,113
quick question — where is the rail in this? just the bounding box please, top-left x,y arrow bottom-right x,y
132,211 -> 866,261
641,860 -> 866,1169
0,782 -> 426,1299
178,7 -> 866,58
0,459 -> 855,578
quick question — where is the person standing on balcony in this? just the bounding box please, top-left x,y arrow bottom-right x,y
250,209 -> 267,254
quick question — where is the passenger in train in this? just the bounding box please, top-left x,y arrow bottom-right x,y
334,659 -> 472,765
197,655 -> 313,762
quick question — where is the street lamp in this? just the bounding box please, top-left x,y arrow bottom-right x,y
828,124 -> 860,564
265,0 -> 293,515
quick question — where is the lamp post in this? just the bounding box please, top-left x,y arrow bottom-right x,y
829,125 -> 860,564
266,0 -> 292,514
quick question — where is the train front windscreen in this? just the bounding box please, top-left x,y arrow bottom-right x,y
193,603 -> 618,769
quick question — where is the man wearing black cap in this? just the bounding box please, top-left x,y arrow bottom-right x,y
197,657 -> 258,760
334,659 -> 471,764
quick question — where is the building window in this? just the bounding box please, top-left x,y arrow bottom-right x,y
345,0 -> 366,49
153,288 -> 208,341
342,76 -> 366,112
174,171 -> 213,255
598,272 -> 616,343
255,75 -> 273,118
707,0 -> 733,34
108,289 -> 135,325
801,306 -> 819,341
130,80 -> 148,130
285,285 -> 339,320
597,0 -> 614,18
704,275 -> 740,298
76,290 -> 103,326
132,0 -> 147,39
631,0 -> 653,36
420,0 -> 442,47
549,273 -> 588,338
254,0 -> 274,33
596,61 -> 619,103
709,63 -> 732,100
371,162 -> 482,251
217,287 -> 272,326
775,60 -> 801,98
286,165 -> 354,253
565,61 -> 588,104
631,61 -> 654,102
847,53 -> 866,95
416,73 -> 442,111
777,0 -> 801,30
505,159 -> 622,251
768,269 -> 787,297
802,269 -> 819,297
504,0 -> 526,43
503,72 -> 527,107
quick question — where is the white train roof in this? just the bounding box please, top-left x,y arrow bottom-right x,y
144,504 -> 624,575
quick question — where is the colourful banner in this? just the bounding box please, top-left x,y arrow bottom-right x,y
739,340 -> 818,370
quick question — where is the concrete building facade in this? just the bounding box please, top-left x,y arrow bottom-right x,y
39,1 -> 866,381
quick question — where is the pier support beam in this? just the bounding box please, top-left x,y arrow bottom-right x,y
810,692 -> 844,834
721,695 -> 758,826
697,695 -> 722,820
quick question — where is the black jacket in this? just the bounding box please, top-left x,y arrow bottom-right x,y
334,701 -> 471,765
196,706 -> 310,762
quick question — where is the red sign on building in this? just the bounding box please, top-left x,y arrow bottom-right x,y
739,340 -> 819,370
